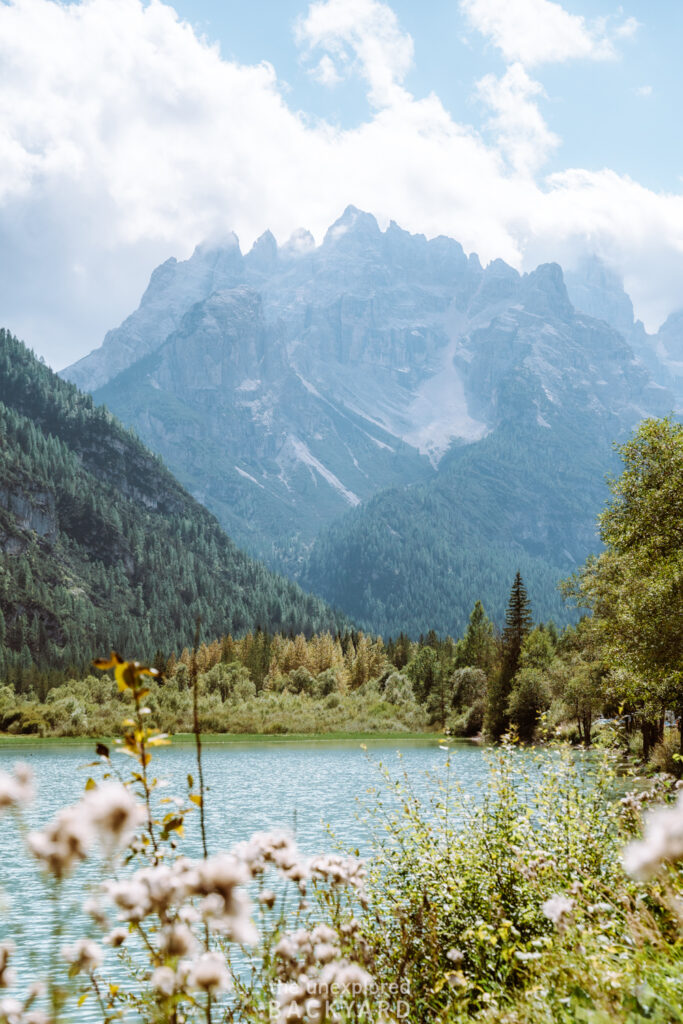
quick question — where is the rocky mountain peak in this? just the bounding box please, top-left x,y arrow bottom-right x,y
521,262 -> 573,320
246,230 -> 278,271
322,205 -> 382,248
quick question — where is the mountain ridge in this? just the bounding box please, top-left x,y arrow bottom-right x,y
60,210 -> 676,634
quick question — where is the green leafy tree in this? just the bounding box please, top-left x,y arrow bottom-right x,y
568,418 -> 683,755
507,668 -> 550,742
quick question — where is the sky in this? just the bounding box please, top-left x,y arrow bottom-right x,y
1,0 -> 683,369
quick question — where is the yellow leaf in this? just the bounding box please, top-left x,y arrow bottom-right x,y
148,734 -> 170,747
85,777 -> 96,791
190,794 -> 203,806
77,994 -> 88,1007
93,651 -> 124,671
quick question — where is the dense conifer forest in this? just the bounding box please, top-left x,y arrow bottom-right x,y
0,329 -> 347,688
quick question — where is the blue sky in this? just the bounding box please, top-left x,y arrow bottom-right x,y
172,0 -> 680,192
1,0 -> 683,368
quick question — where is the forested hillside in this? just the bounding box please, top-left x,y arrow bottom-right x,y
0,329 -> 346,685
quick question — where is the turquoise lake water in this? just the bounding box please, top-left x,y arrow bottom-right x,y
0,737 -> 488,1019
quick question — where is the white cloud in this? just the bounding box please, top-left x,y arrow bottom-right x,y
615,15 -> 640,38
311,54 -> 343,86
0,0 -> 680,369
634,84 -> 653,97
460,0 -> 634,67
295,0 -> 414,108
476,63 -> 559,175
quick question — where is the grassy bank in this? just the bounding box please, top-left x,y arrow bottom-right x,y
0,729 -> 439,747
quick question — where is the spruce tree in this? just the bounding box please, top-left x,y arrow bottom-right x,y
456,600 -> 497,674
485,572 -> 533,741
502,572 -> 533,677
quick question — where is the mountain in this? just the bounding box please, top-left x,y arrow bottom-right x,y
565,254 -> 683,406
302,263 -> 672,634
0,328 -> 346,682
62,210 -> 674,636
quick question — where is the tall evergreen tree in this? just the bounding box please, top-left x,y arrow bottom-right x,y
485,572 -> 533,741
455,600 -> 497,675
502,572 -> 533,677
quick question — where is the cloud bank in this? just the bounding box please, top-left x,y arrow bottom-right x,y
0,0 -> 680,368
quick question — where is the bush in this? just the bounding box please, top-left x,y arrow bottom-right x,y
355,743 -> 683,1022
651,731 -> 682,775
448,697 -> 485,737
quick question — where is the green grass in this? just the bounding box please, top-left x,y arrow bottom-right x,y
0,729 -> 439,748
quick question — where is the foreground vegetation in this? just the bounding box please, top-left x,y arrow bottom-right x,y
0,657 -> 681,1024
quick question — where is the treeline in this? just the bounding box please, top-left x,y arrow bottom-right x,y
0,327 -> 347,683
0,595 -> 628,746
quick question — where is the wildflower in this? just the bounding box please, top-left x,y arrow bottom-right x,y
259,889 -> 276,908
622,791 -> 683,879
187,951 -> 232,994
0,998 -> 23,1024
83,897 -> 108,928
237,830 -> 301,877
28,806 -> 92,878
334,962 -> 373,994
105,877 -> 151,922
514,951 -> 542,962
104,927 -> 128,948
542,894 -> 575,931
84,781 -> 145,854
159,923 -> 197,959
313,943 -> 337,964
151,966 -> 177,997
446,948 -> 464,964
183,856 -> 257,943
308,853 -> 366,891
0,764 -> 33,812
62,939 -> 103,974
311,925 -> 338,945
0,942 -> 15,988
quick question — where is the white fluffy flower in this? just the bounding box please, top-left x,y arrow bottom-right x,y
187,951 -> 232,994
104,927 -> 128,948
28,806 -> 93,878
0,942 -> 15,989
541,894 -> 575,929
0,998 -> 23,1024
158,923 -> 197,959
0,763 -> 33,812
151,966 -> 177,997
622,792 -> 683,879
84,782 -> 146,854
62,939 -> 103,974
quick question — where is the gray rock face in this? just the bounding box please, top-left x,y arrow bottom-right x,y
565,253 -> 682,409
62,210 -> 673,594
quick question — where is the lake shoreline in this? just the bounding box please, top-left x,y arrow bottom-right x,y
0,729 -> 446,748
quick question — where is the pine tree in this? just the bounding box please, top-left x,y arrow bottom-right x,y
485,572 -> 533,741
456,600 -> 497,675
502,572 -> 533,676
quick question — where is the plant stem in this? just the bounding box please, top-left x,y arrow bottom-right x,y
191,617 -> 209,860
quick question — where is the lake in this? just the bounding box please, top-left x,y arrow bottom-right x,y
0,736 -> 487,1018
